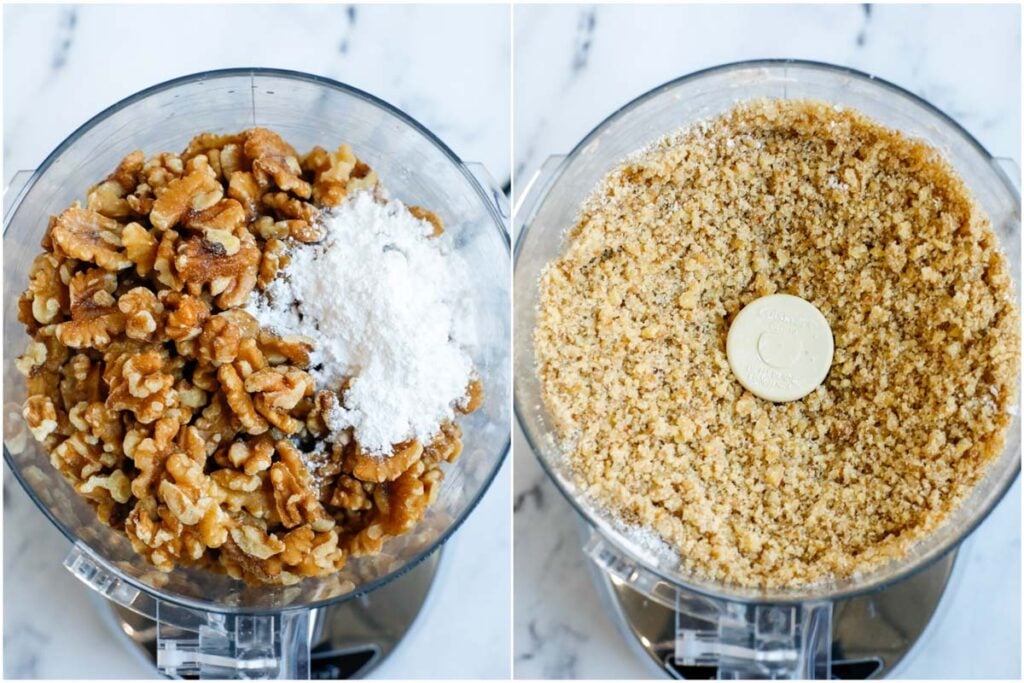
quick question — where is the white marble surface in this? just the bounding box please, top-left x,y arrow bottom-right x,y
513,4 -> 1021,679
3,4 -> 510,679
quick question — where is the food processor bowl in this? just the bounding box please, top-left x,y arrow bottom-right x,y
4,68 -> 510,677
514,60 -> 1019,677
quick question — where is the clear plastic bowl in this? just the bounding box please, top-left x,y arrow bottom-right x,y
514,60 -> 1020,605
4,68 -> 511,616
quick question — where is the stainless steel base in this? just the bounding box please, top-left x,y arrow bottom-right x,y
583,536 -> 956,679
93,550 -> 443,679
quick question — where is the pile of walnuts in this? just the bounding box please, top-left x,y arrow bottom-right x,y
16,128 -> 477,586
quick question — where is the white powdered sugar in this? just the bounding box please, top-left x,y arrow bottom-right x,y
247,191 -> 474,455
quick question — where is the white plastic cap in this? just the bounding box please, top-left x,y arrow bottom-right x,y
726,294 -> 834,403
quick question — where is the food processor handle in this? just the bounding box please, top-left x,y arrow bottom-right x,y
464,162 -> 510,236
584,530 -> 834,678
64,542 -> 312,678
675,601 -> 833,679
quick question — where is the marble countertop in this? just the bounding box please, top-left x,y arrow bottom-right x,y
3,4 -> 510,679
513,4 -> 1021,679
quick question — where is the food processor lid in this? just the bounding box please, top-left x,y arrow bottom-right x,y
514,59 -> 1021,606
4,67 -> 511,616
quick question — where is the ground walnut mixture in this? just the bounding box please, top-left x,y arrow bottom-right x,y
535,100 -> 1019,587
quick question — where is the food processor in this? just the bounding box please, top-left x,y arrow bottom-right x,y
3,68 -> 511,679
513,60 -> 1020,679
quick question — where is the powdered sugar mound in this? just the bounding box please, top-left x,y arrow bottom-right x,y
247,191 -> 474,455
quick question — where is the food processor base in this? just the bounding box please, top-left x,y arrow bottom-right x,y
92,550 -> 443,679
580,523 -> 957,679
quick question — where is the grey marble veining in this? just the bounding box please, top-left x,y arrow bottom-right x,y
3,3 -> 510,679
513,4 -> 1021,679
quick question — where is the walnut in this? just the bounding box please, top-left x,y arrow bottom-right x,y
227,435 -> 275,475
87,180 -> 129,220
161,291 -> 210,341
102,339 -> 146,385
458,378 -> 484,414
51,430 -> 118,484
218,532 -> 296,585
122,222 -> 159,275
149,156 -> 223,230
421,463 -> 445,505
49,435 -> 109,504
253,215 -> 289,240
15,341 -> 48,378
52,268 -> 127,349
218,364 -> 269,435
278,526 -> 315,567
422,421 -> 463,465
408,205 -> 444,237
228,171 -> 262,221
245,367 -> 314,434
373,467 -> 430,536
50,205 -> 132,271
106,348 -> 180,424
126,184 -> 155,216
330,474 -> 373,511
126,414 -> 181,498
305,390 -> 337,439
182,132 -> 245,164
350,439 -> 424,483
104,149 -> 143,188
143,152 -> 185,193
176,378 -> 209,412
219,144 -> 245,180
244,128 -> 312,199
68,401 -> 123,455
125,499 -> 211,569
258,238 -> 287,289
54,320 -> 123,353
118,287 -> 164,341
229,523 -> 287,560
158,451 -> 223,528
23,395 -> 59,443
183,198 -> 247,244
124,502 -> 175,570
279,527 -> 345,576
59,354 -> 102,414
233,337 -> 269,378
284,220 -> 322,243
257,330 -> 312,366
68,267 -> 117,318
79,469 -> 132,504
262,191 -> 319,222
270,439 -> 333,530
23,327 -> 70,399
301,446 -> 344,501
303,144 -> 377,206
210,469 -> 270,519
197,312 -> 242,365
221,308 -> 260,338
24,253 -> 69,325
190,363 -> 219,393
87,150 -> 144,219
192,393 -> 241,454
175,226 -> 259,309
153,229 -> 183,289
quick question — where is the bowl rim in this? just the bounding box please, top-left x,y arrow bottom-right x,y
4,67 -> 511,615
513,58 -> 1021,606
